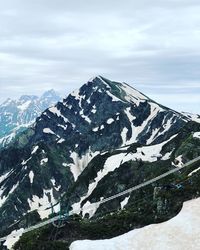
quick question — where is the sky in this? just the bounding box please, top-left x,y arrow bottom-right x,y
0,0 -> 200,113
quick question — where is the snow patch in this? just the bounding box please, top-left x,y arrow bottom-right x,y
188,166 -> 200,177
21,157 -> 31,166
29,171 -> 34,184
121,127 -> 128,145
120,196 -> 130,209
40,158 -> 48,165
93,127 -> 99,132
31,145 -> 39,154
69,149 -> 99,181
43,128 -> 55,135
71,153 -> 125,217
57,138 -> 65,144
0,182 -> 19,208
174,155 -> 184,168
27,189 -> 59,219
193,132 -> 200,139
17,100 -> 31,111
161,151 -> 173,160
82,201 -> 101,218
125,102 -> 163,146
182,112 -> 200,123
3,228 -> 24,250
70,198 -> 200,250
120,82 -> 148,105
49,106 -> 69,123
0,170 -> 11,185
107,118 -> 114,124
123,134 -> 177,163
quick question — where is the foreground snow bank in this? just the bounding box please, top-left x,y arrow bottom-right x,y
3,228 -> 24,249
70,198 -> 200,250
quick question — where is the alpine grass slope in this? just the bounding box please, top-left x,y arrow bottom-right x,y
0,76 -> 200,249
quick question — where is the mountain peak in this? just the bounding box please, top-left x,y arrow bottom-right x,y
19,95 -> 38,102
83,76 -> 149,106
41,89 -> 60,99
88,75 -> 104,82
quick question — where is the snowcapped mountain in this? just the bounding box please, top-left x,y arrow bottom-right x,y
0,90 -> 61,147
0,76 -> 200,241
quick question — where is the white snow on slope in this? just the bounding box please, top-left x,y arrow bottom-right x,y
123,134 -> 177,163
121,127 -> 128,145
40,158 -> 48,165
120,82 -> 148,106
31,145 -> 39,154
107,118 -> 114,124
49,106 -> 61,117
81,200 -> 101,218
161,151 -> 173,160
57,138 -> 65,144
0,171 -> 11,185
92,127 -> 98,132
125,102 -> 164,146
27,188 -> 59,219
43,128 -> 55,134
120,196 -> 130,209
71,153 -> 125,217
69,149 -> 99,181
3,228 -> 25,250
71,135 -> 176,217
91,105 -> 97,114
29,171 -> 34,184
70,197 -> 200,250
146,114 -> 177,145
49,106 -> 69,123
0,182 -> 19,208
188,166 -> 200,177
193,132 -> 200,139
182,112 -> 200,123
17,100 -> 31,111
174,155 -> 184,168
80,110 -> 92,123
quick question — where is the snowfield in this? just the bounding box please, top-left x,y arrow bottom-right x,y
70,197 -> 200,250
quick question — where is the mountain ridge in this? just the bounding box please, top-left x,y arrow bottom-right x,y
0,90 -> 61,147
0,76 -> 199,247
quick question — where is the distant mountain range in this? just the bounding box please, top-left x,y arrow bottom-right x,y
0,76 -> 200,249
0,90 -> 61,147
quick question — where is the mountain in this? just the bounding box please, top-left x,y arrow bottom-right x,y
0,90 -> 61,147
0,76 -> 200,248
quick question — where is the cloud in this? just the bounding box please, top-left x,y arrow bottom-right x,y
0,0 -> 199,113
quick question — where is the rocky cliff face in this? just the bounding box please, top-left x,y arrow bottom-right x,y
0,76 -> 199,237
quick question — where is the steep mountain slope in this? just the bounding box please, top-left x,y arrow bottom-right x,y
12,153 -> 200,250
0,76 -> 198,238
182,112 -> 200,123
63,120 -> 200,218
0,90 -> 61,147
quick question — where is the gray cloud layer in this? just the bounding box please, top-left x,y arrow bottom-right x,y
0,0 -> 199,113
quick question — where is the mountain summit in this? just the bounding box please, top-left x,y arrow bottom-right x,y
0,76 -> 199,238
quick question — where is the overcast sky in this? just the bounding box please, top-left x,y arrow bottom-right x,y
0,0 -> 200,113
